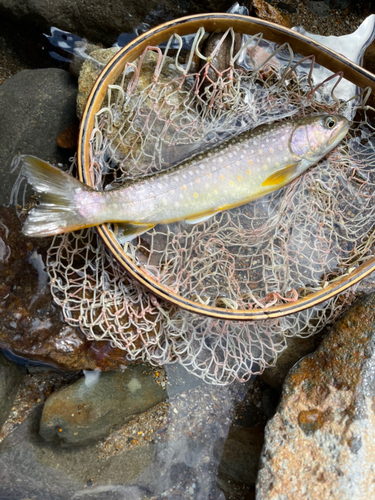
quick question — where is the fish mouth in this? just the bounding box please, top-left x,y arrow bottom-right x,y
328,119 -> 350,147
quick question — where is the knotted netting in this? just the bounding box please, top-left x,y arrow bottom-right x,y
41,27 -> 375,383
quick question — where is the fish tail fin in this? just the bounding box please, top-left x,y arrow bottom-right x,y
21,155 -> 94,237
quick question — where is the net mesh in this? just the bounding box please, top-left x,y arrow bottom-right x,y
32,28 -> 375,383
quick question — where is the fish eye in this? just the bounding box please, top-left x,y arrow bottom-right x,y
324,116 -> 337,129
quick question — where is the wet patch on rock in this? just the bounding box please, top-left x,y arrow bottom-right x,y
0,206 -> 135,371
0,366 -> 79,446
0,363 -> 245,499
257,292 -> 375,500
39,365 -> 167,445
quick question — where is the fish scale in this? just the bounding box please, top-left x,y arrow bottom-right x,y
21,114 -> 349,238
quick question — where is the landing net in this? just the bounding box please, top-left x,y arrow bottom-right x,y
42,27 -> 375,383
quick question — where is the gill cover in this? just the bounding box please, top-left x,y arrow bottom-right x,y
289,115 -> 347,160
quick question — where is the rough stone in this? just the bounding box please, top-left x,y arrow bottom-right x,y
0,0 -> 235,46
40,365 -> 167,445
0,68 -> 78,206
0,352 -> 26,427
76,47 -> 119,119
257,292 -> 375,500
261,333 -> 322,388
251,0 -> 291,28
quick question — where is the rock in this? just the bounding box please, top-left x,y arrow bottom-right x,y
218,425 -> 264,486
0,352 -> 26,427
306,0 -> 331,16
0,365 -> 238,499
257,292 -> 375,500
39,365 -> 167,445
76,47 -> 119,119
0,368 -> 80,445
0,406 -> 158,500
0,206 -> 134,371
261,334 -> 322,388
251,0 -> 291,28
0,69 -> 78,206
0,0 -> 236,46
323,0 -> 354,9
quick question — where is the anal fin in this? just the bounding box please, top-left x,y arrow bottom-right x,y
262,162 -> 301,187
112,222 -> 155,243
185,211 -> 219,225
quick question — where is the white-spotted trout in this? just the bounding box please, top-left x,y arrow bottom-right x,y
21,114 -> 349,238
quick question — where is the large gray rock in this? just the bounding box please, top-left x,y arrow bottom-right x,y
0,0 -> 235,46
257,292 -> 375,500
0,406 -> 158,500
0,364 -> 237,499
0,68 -> 77,206
0,352 -> 26,427
40,365 -> 167,445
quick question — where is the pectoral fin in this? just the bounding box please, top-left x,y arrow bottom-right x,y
262,162 -> 301,187
112,222 -> 155,243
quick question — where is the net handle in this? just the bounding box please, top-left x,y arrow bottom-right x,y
78,13 -> 375,321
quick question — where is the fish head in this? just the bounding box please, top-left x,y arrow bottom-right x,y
290,114 -> 350,162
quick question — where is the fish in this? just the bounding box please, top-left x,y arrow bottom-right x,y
21,114 -> 349,239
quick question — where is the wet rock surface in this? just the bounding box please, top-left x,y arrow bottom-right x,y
0,68 -> 78,206
40,365 -> 167,445
0,0 -> 235,46
257,292 -> 375,500
0,206 -> 135,371
0,364 -> 247,500
0,352 -> 26,427
0,366 -> 80,446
